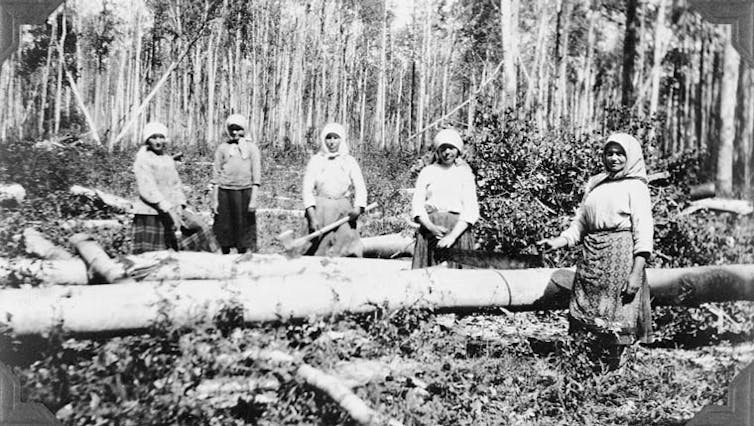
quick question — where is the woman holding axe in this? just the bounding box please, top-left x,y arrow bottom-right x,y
410,128 -> 479,269
301,122 -> 367,257
131,122 -> 217,254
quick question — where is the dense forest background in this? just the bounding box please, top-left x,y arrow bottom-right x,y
0,0 -> 752,196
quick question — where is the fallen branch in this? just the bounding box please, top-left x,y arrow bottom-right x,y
228,349 -> 403,426
680,198 -> 754,216
0,257 -> 88,285
70,185 -> 133,213
23,228 -> 73,260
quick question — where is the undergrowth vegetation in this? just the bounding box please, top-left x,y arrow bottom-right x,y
1,108 -> 753,425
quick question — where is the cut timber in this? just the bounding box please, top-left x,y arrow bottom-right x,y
689,182 -> 716,201
1,264 -> 753,335
362,233 -> 415,258
69,185 -> 133,213
0,183 -> 25,206
0,257 -> 88,286
61,219 -> 124,232
70,233 -> 130,284
680,198 -> 754,216
0,252 -> 412,285
647,171 -> 670,183
23,228 -> 73,260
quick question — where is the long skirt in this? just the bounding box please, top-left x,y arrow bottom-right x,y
304,197 -> 363,257
213,188 -> 257,252
569,230 -> 653,346
132,209 -> 218,255
411,211 -> 474,269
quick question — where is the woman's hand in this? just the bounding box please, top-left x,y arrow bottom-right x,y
536,236 -> 568,251
347,206 -> 364,223
210,186 -> 219,215
428,223 -> 448,239
436,234 -> 456,249
623,270 -> 642,299
306,207 -> 320,233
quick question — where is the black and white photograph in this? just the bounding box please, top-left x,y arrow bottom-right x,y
0,0 -> 752,424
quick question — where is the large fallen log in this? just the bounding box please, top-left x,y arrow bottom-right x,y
0,251 -> 412,285
1,263 -> 752,335
70,233 -> 130,283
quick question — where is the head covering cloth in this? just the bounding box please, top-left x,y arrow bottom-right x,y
319,122 -> 349,158
142,122 -> 168,144
224,114 -> 250,159
588,133 -> 648,193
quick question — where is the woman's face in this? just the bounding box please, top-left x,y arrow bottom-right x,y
325,133 -> 341,153
603,142 -> 627,174
228,125 -> 245,141
438,144 -> 459,166
147,134 -> 166,155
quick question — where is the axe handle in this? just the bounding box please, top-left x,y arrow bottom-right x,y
295,202 -> 378,246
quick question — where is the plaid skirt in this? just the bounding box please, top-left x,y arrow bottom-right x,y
569,230 -> 653,345
411,211 -> 474,269
304,197 -> 363,257
131,209 -> 218,255
213,188 -> 257,251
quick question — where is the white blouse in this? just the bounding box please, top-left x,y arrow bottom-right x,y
411,163 -> 479,225
560,176 -> 653,255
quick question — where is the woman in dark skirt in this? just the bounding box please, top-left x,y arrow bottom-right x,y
538,133 -> 654,370
410,128 -> 479,269
132,122 -> 217,254
211,114 -> 262,254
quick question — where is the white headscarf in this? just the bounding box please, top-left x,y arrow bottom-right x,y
588,133 -> 648,193
319,122 -> 349,158
224,114 -> 250,159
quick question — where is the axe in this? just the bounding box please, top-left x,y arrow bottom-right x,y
276,202 -> 378,258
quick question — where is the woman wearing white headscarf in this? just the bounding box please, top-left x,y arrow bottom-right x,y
538,133 -> 654,370
132,122 -> 217,254
301,122 -> 367,257
211,114 -> 262,254
410,128 -> 479,269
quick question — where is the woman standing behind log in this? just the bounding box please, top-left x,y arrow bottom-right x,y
302,122 -> 367,257
210,114 -> 262,254
411,128 -> 479,269
132,122 -> 217,254
538,133 -> 654,370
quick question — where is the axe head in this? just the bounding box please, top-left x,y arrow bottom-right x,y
275,229 -> 306,258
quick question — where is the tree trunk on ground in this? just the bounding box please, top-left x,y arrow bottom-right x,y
69,185 -> 133,212
680,197 -> 753,216
2,264 -> 753,335
361,234 -> 414,258
717,28 -> 739,196
70,233 -> 131,283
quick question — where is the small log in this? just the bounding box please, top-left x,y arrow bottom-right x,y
0,183 -> 26,206
647,171 -> 670,183
362,234 -> 415,258
23,228 -> 73,260
70,185 -> 133,213
194,376 -> 281,397
61,219 -> 124,232
689,182 -> 716,201
680,198 -> 754,216
69,233 -> 130,284
0,257 -> 88,286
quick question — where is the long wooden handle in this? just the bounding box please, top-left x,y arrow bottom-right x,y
298,202 -> 379,244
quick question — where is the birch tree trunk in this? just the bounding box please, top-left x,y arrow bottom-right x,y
38,17 -> 56,137
500,0 -> 519,110
621,0 -> 638,107
717,28 -> 739,197
54,8 -> 67,135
